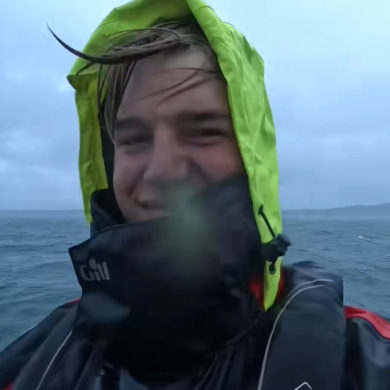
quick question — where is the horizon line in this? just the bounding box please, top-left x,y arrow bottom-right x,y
0,202 -> 389,213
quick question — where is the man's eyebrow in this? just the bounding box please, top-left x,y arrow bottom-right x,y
175,111 -> 231,123
114,111 -> 231,133
114,117 -> 149,133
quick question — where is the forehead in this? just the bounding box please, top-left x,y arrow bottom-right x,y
116,50 -> 230,120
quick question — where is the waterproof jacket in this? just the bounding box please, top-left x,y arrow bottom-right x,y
1,262 -> 390,390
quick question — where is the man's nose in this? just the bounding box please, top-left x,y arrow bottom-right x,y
142,128 -> 189,184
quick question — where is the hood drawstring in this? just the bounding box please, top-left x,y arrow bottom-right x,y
257,205 -> 291,274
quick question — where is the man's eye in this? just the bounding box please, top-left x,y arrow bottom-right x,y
187,128 -> 225,144
116,133 -> 151,150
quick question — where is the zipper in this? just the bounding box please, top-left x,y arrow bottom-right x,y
35,330 -> 73,390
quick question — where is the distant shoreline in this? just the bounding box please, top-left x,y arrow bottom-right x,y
284,202 -> 390,213
282,203 -> 390,220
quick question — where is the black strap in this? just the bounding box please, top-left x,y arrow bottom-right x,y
258,205 -> 291,274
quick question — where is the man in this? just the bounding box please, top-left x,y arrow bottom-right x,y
1,0 -> 389,389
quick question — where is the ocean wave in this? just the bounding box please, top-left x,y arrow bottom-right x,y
357,235 -> 390,245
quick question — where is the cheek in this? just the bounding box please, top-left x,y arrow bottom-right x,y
113,152 -> 141,200
193,143 -> 245,182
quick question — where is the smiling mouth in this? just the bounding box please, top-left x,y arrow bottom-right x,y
138,199 -> 169,209
136,199 -> 171,219
135,187 -> 200,220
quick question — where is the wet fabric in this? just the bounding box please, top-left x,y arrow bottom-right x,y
3,261 -> 374,390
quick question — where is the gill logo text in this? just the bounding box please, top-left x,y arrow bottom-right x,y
80,258 -> 110,281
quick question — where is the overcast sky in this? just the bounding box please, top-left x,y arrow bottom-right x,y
0,0 -> 389,210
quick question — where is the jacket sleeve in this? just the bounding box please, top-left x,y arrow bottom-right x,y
0,300 -> 78,390
345,306 -> 390,390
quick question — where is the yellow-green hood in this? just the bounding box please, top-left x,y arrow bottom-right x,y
67,0 -> 283,310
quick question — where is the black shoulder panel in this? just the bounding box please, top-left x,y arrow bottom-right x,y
346,311 -> 390,390
0,301 -> 78,389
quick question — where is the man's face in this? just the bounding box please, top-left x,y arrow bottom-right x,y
112,50 -> 244,222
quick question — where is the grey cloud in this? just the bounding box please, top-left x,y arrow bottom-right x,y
278,129 -> 390,209
210,0 -> 390,209
0,0 -> 124,210
1,0 -> 389,210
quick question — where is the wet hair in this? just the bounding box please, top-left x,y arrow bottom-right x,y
52,19 -> 221,138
